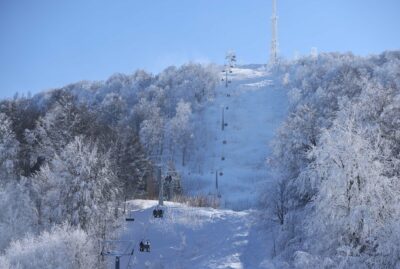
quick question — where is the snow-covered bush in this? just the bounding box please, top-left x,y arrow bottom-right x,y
0,224 -> 98,269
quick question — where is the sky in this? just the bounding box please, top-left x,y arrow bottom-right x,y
0,0 -> 399,99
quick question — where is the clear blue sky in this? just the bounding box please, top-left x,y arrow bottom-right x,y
0,0 -> 399,99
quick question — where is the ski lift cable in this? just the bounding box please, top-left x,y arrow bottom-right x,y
123,240 -> 137,269
125,242 -> 135,269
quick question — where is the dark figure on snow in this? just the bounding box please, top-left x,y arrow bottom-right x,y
165,175 -> 172,183
153,208 -> 163,218
140,241 -> 150,252
157,209 -> 163,218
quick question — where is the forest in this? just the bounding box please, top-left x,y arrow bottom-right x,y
0,63 -> 218,268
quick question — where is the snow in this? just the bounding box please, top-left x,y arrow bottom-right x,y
115,200 -> 275,269
183,66 -> 288,209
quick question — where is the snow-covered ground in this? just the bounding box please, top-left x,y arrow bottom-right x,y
114,200 -> 276,269
184,66 -> 288,209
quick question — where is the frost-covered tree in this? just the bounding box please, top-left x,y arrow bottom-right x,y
99,92 -> 127,126
139,103 -> 165,159
25,93 -> 84,161
34,136 -> 119,238
112,130 -> 152,199
268,51 -> 400,266
304,109 -> 396,260
0,224 -> 98,269
0,180 -> 38,251
0,113 -> 19,182
168,100 -> 193,165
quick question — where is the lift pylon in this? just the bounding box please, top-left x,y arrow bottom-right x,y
100,240 -> 135,269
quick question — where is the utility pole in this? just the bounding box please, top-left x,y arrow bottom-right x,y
221,108 -> 225,131
221,51 -> 236,87
100,240 -> 135,269
115,256 -> 120,269
215,171 -> 219,191
157,166 -> 164,206
270,0 -> 279,65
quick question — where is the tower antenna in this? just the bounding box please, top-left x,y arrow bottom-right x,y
270,0 -> 279,65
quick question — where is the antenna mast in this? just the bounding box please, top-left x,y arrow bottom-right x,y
270,0 -> 279,65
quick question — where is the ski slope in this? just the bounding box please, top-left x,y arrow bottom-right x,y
114,67 -> 290,269
184,66 -> 288,210
115,200 -> 276,269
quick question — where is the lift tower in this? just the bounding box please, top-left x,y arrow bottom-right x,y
270,0 -> 279,65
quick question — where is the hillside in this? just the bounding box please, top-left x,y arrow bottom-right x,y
182,66 -> 288,210
107,66 -> 291,268
2,52 -> 400,269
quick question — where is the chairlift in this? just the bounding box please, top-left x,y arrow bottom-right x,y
153,208 -> 164,218
164,175 -> 173,184
227,93 -> 231,97
219,172 -> 224,176
125,211 -> 135,222
139,240 -> 151,252
226,106 -> 229,110
223,140 -> 227,144
224,123 -> 228,127
100,240 -> 135,269
221,156 -> 225,161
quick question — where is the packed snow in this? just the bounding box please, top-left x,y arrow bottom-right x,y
113,200 -> 276,269
182,66 -> 288,210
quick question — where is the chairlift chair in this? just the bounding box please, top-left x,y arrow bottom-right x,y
139,240 -> 151,252
125,211 -> 135,222
153,207 -> 164,218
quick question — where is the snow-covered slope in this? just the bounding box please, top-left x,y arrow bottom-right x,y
111,67 -> 289,268
115,200 -> 275,269
184,66 -> 288,209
